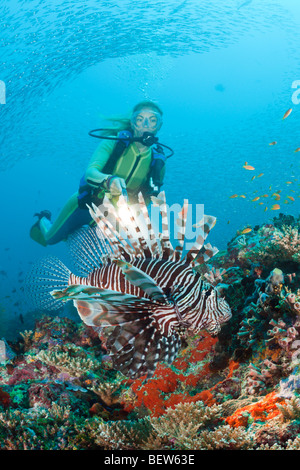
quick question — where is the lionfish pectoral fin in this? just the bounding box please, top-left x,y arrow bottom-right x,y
112,259 -> 168,304
74,298 -> 181,379
51,284 -> 148,303
74,297 -> 152,327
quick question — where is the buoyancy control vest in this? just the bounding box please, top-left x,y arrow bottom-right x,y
77,130 -> 168,209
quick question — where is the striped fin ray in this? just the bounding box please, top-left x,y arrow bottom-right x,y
96,196 -> 145,258
151,191 -> 174,260
67,226 -> 108,275
74,298 -> 181,379
191,243 -> 219,268
172,199 -> 189,262
183,215 -> 217,265
110,329 -> 181,379
116,198 -> 148,258
51,284 -> 147,304
88,204 -> 120,259
138,192 -> 161,258
112,259 -> 168,303
24,256 -> 71,311
89,202 -> 135,260
97,199 -> 139,260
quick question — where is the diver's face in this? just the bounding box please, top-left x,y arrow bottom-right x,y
131,108 -> 162,138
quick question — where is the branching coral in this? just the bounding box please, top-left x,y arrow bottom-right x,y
96,400 -> 224,450
150,401 -> 223,449
96,418 -> 153,450
271,225 -> 300,263
196,424 -> 254,450
276,396 -> 300,422
37,343 -> 102,378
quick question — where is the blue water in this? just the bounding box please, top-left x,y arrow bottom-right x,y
1,0 -> 300,338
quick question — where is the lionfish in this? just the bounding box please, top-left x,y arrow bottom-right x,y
26,192 -> 231,379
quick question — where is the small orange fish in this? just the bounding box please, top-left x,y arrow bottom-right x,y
251,175 -> 256,181
286,181 -> 293,184
261,194 -> 269,198
264,207 -> 268,212
239,195 -> 246,198
230,194 -> 239,198
269,141 -> 277,145
294,148 -> 300,152
240,227 -> 252,234
243,164 -> 255,170
271,204 -> 280,210
287,196 -> 295,201
282,108 -> 292,120
257,173 -> 264,177
252,197 -> 260,202
259,202 -> 264,205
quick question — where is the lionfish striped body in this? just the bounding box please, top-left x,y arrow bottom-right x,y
26,192 -> 231,379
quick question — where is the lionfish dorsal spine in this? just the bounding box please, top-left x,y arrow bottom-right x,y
89,202 -> 135,260
172,198 -> 189,262
191,243 -> 219,268
151,191 -> 175,260
138,192 -> 161,258
183,215 -> 217,265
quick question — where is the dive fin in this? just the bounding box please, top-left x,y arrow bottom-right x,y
29,221 -> 47,247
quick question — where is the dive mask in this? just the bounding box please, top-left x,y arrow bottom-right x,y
130,109 -> 162,132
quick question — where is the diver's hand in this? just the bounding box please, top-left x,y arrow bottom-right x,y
106,176 -> 127,198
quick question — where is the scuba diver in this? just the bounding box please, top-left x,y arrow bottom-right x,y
30,100 -> 174,246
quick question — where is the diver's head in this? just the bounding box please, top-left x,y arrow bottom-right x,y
130,101 -> 163,139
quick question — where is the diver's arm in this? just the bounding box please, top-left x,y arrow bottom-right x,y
85,139 -> 116,188
85,138 -> 127,199
85,167 -> 108,188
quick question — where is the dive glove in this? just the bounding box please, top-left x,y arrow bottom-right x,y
105,176 -> 128,201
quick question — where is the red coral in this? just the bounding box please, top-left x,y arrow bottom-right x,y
122,333 -> 218,417
0,388 -> 10,408
225,392 -> 285,428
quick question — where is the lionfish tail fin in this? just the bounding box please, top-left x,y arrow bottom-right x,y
24,256 -> 71,311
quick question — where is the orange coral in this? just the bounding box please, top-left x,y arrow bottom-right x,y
225,392 -> 285,428
121,332 -> 218,417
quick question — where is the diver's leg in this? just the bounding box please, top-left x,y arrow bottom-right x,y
30,193 -> 93,246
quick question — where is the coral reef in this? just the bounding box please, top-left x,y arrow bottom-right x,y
2,215 -> 300,450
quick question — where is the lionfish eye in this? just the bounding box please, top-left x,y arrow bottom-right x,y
204,288 -> 213,299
